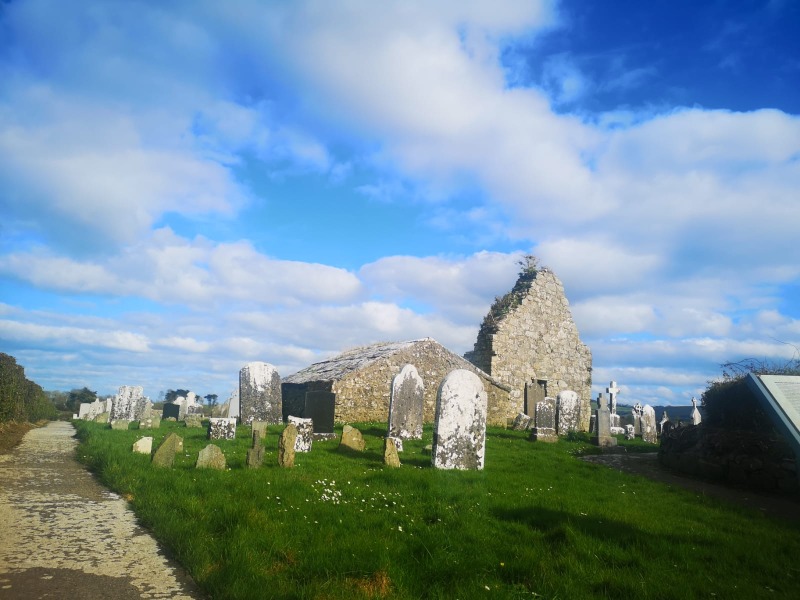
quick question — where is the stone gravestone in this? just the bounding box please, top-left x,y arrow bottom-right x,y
690,397 -> 702,425
278,423 -> 298,467
592,393 -> 617,448
139,403 -> 161,430
745,374 -> 800,466
625,424 -> 635,440
288,416 -> 313,452
556,390 -> 581,435
432,369 -> 487,470
184,414 -> 203,428
162,402 -> 181,420
110,386 -> 149,422
530,397 -> 558,442
632,402 -> 644,436
305,391 -> 336,440
239,362 -> 282,426
132,437 -> 153,455
79,399 -> 112,421
512,413 -> 532,431
641,405 -> 658,444
246,437 -> 265,469
659,410 -> 670,434
606,381 -> 621,428
251,421 -> 269,442
384,437 -> 401,468
196,444 -> 226,470
110,420 -> 130,430
339,425 -> 366,452
152,433 -> 183,468
387,364 -> 424,440
208,418 -> 237,440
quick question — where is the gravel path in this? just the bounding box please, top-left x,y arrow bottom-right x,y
0,421 -> 202,599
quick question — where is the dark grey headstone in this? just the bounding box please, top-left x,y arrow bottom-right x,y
162,403 -> 180,420
305,391 -> 335,438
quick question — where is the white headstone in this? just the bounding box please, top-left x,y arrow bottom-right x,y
606,381 -> 620,414
641,404 -> 658,444
239,362 -> 282,425
690,397 -> 702,425
556,390 -> 581,435
132,437 -> 153,455
432,370 -> 487,470
288,416 -> 313,452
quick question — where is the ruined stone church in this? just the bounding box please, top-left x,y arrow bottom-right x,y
464,260 -> 593,430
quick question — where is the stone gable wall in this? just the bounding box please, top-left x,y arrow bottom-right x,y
466,269 -> 593,430
331,339 -> 513,426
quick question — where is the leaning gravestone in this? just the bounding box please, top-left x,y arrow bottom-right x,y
384,437 -> 401,468
530,397 -> 558,442
512,412 -> 532,431
387,364 -> 424,440
288,416 -> 313,452
208,418 -> 237,440
556,390 -> 581,435
592,393 -> 617,448
339,425 -> 366,452
432,369 -> 487,470
305,391 -> 336,440
278,423 -> 298,467
239,362 -> 282,425
196,444 -> 226,470
641,405 -> 658,444
132,437 -> 153,455
152,433 -> 184,468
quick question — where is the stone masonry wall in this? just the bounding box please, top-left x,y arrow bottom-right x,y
466,268 -> 592,430
331,339 -> 514,426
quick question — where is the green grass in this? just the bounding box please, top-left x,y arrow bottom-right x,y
73,421 -> 800,599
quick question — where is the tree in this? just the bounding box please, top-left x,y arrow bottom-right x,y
164,389 -> 191,403
67,387 -> 97,412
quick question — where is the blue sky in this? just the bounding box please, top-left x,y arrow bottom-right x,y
1,0 -> 798,406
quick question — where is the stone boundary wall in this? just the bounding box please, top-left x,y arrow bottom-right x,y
659,424 -> 798,494
466,269 -> 592,430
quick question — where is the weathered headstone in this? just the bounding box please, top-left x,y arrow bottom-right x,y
592,393 -> 617,448
278,423 -> 298,467
239,362 -> 282,425
221,387 -> 240,419
246,442 -> 265,468
606,381 -> 620,428
142,414 -> 161,429
511,412 -> 532,431
690,397 -> 702,425
110,420 -> 131,430
632,402 -> 644,436
339,424 -> 366,452
184,414 -> 203,428
556,390 -> 581,435
388,364 -> 424,440
432,369 -> 487,470
132,437 -> 153,455
625,424 -> 635,440
641,405 -> 658,444
305,390 -> 336,440
251,421 -> 269,441
152,433 -> 184,468
384,437 -> 401,468
530,397 -> 558,442
659,410 -> 670,434
208,417 -> 237,440
94,412 -> 110,424
110,386 -> 149,422
196,444 -> 227,469
79,398 -> 113,421
288,416 -> 313,452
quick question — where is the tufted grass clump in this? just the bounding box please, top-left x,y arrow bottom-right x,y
74,420 -> 800,599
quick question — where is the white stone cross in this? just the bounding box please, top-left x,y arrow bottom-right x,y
606,381 -> 620,413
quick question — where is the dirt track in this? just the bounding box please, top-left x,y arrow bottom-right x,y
0,421 -> 202,599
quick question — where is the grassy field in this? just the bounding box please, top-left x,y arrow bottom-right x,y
73,420 -> 800,599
